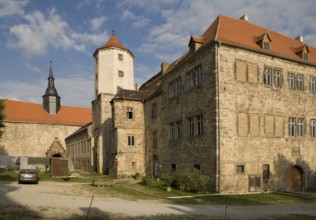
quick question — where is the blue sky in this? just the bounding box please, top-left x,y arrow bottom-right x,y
1,0 -> 316,107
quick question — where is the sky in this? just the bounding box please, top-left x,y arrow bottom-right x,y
1,0 -> 316,107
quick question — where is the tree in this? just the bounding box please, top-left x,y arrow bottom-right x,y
0,99 -> 5,138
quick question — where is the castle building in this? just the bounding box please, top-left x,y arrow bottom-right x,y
82,14 -> 316,193
0,63 -> 91,162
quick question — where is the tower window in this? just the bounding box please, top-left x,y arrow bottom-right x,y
118,53 -> 123,61
236,165 -> 245,174
118,70 -> 124,77
128,135 -> 135,146
127,107 -> 133,119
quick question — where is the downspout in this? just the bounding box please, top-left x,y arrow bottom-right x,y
215,41 -> 221,193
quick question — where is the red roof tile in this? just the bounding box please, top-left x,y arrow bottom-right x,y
3,100 -> 91,126
99,33 -> 127,50
212,15 -> 316,64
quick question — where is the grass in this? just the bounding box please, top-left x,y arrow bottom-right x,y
1,170 -> 316,206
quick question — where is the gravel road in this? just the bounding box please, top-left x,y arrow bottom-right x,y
0,181 -> 316,219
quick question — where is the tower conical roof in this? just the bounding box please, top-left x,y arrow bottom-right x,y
94,31 -> 134,57
99,31 -> 127,50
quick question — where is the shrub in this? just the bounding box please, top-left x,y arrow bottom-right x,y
171,168 -> 207,193
142,175 -> 153,186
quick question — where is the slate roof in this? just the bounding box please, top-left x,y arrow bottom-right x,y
112,89 -> 147,102
3,100 -> 91,126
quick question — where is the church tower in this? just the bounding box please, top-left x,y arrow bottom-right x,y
92,32 -> 135,174
42,61 -> 61,115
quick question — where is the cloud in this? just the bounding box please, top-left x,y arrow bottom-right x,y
121,9 -> 150,28
0,0 -> 29,17
90,16 -> 108,31
0,76 -> 93,107
135,0 -> 316,65
7,8 -> 108,57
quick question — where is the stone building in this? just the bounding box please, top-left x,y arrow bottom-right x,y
0,63 -> 91,160
68,14 -> 316,193
138,14 -> 316,193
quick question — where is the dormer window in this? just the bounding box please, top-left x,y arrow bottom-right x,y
302,51 -> 308,60
256,32 -> 272,51
263,42 -> 270,50
188,36 -> 204,53
296,44 -> 310,61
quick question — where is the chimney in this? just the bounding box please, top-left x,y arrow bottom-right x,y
161,62 -> 169,74
135,83 -> 141,91
295,34 -> 304,43
239,14 -> 249,22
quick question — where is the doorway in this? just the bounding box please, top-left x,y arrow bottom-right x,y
285,166 -> 303,192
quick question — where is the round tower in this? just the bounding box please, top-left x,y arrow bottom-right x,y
93,31 -> 135,98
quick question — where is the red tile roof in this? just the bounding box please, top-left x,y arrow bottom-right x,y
3,100 -> 91,126
210,15 -> 316,64
94,33 -> 134,57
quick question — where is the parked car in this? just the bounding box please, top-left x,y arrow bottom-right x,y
18,169 -> 39,184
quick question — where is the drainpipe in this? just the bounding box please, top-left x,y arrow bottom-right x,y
215,41 -> 221,193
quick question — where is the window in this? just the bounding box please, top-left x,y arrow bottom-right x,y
170,121 -> 181,140
263,164 -> 270,180
128,135 -> 135,146
310,77 -> 316,93
171,164 -> 177,172
152,103 -> 157,118
153,131 -> 157,147
194,164 -> 201,170
297,118 -> 304,136
188,65 -> 203,88
303,52 -> 308,60
310,120 -> 316,137
274,70 -> 282,88
118,70 -> 124,77
118,53 -> 123,61
288,73 -> 295,89
297,75 -> 304,91
187,116 -> 194,137
263,42 -> 270,50
169,77 -> 181,98
236,165 -> 245,174
127,107 -> 133,119
131,162 -> 136,167
289,118 -> 295,137
187,113 -> 204,137
196,114 -> 204,136
263,68 -> 272,85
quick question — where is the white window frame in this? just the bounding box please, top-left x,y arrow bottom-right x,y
297,118 -> 304,137
310,119 -> 316,138
289,118 -> 295,137
288,73 -> 295,89
297,75 -> 304,91
263,68 -> 272,86
310,77 -> 316,93
274,70 -> 282,88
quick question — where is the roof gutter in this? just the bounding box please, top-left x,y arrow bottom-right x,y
215,41 -> 221,194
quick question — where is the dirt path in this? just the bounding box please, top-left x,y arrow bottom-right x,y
1,181 -> 316,219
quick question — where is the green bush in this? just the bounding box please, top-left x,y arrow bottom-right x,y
142,175 -> 153,186
171,168 -> 207,193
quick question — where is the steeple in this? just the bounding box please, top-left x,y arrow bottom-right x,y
42,61 -> 61,114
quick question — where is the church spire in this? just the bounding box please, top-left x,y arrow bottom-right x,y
42,61 -> 61,114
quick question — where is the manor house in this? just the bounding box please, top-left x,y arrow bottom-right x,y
69,14 -> 316,193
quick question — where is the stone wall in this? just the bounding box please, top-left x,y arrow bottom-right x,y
218,44 -> 316,193
111,99 -> 145,178
0,122 -> 80,157
143,45 -> 218,191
